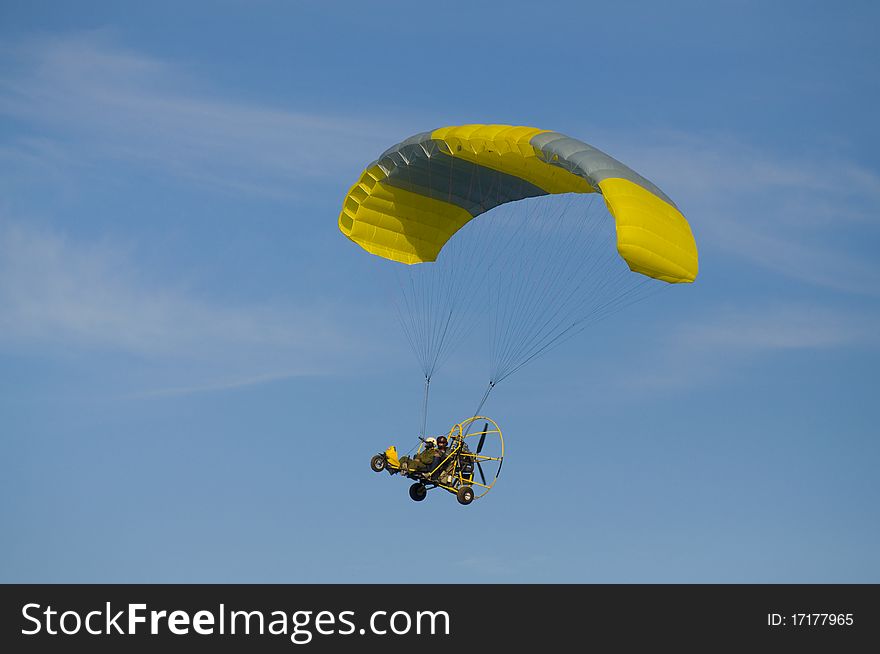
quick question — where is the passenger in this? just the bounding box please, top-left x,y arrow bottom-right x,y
398,437 -> 437,474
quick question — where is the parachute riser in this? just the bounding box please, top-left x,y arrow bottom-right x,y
420,375 -> 431,438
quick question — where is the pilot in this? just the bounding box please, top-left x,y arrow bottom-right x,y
399,437 -> 437,473
428,435 -> 452,478
435,435 -> 450,464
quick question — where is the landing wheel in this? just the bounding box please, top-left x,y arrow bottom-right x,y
370,455 -> 386,472
456,486 -> 475,505
409,483 -> 427,502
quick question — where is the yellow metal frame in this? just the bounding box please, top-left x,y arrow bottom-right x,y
424,416 -> 504,500
382,416 -> 504,502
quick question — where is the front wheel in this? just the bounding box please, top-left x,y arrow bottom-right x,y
370,455 -> 386,472
456,486 -> 475,505
409,483 -> 427,502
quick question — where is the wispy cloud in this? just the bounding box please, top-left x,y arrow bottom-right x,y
126,371 -> 319,399
0,219 -> 385,393
617,302 -> 880,393
0,32 -> 402,198
0,33 -> 410,395
680,303 -> 879,350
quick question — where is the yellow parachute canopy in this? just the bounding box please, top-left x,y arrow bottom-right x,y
339,124 -> 698,283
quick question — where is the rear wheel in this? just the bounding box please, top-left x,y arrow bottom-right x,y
370,455 -> 386,472
409,483 -> 427,502
456,485 -> 475,505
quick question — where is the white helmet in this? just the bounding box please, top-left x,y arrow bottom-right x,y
425,437 -> 437,448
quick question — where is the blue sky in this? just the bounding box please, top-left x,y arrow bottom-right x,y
1,1 -> 878,582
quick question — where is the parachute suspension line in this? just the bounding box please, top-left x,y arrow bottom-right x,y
482,192 -> 666,384
418,151 -> 487,378
420,375 -> 431,438
393,149 -> 500,431
393,267 -> 428,376
486,194 -> 566,381
493,196 -> 612,380
474,380 -> 495,418
504,196 -> 574,368
425,158 -> 512,431
462,169 -> 533,420
487,187 -> 558,381
399,145 -> 429,378
390,150 -> 672,428
491,194 -> 587,380
463,381 -> 496,437
494,278 -> 661,384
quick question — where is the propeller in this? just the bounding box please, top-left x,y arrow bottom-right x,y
474,422 -> 489,485
476,423 -> 488,454
476,461 -> 486,486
